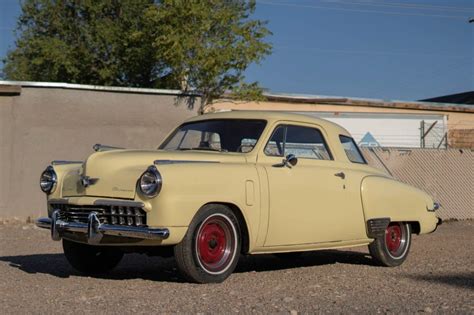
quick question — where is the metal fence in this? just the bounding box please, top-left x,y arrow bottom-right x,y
362,148 -> 473,220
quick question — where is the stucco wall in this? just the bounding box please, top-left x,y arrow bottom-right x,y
0,86 -> 197,221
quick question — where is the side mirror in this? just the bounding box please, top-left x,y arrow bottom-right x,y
272,154 -> 298,168
284,154 -> 298,168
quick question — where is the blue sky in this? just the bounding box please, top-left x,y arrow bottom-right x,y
1,0 -> 473,100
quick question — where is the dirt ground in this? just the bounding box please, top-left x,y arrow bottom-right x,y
0,221 -> 472,314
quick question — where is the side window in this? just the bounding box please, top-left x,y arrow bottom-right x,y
339,135 -> 367,164
264,126 -> 285,156
264,125 -> 332,160
285,125 -> 332,160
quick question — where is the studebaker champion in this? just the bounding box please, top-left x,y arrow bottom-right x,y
36,111 -> 441,283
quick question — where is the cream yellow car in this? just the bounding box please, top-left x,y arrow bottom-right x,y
36,111 -> 441,283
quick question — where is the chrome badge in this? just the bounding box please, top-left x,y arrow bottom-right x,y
80,175 -> 98,188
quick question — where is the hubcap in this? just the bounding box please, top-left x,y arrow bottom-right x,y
385,222 -> 406,257
196,215 -> 236,274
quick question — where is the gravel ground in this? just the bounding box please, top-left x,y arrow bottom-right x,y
0,221 -> 472,314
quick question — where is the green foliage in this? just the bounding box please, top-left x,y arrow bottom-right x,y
3,0 -> 272,109
228,81 -> 268,102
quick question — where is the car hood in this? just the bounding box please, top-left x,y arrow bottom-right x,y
62,149 -> 247,199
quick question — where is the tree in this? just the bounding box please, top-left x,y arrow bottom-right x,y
3,0 -> 272,112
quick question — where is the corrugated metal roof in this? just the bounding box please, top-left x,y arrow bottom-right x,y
0,80 -> 197,96
2,80 -> 472,113
263,92 -> 474,113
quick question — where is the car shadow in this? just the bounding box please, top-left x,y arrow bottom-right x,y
235,249 -> 375,273
404,273 -> 474,290
0,249 -> 374,283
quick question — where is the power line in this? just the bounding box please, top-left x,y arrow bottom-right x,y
258,1 -> 469,19
273,44 -> 469,59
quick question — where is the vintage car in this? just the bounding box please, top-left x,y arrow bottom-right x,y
36,111 -> 441,283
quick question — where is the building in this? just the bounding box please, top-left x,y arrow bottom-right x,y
0,81 -> 197,221
208,93 -> 474,149
421,91 -> 474,105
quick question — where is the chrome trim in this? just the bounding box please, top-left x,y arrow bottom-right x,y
138,165 -> 162,198
40,166 -> 57,194
366,217 -> 390,238
47,198 -> 144,208
154,160 -> 220,165
427,202 -> 441,212
272,154 -> 298,169
36,217 -> 52,229
51,160 -> 83,165
93,199 -> 145,208
93,143 -> 125,152
48,198 -> 69,205
36,210 -> 169,244
80,175 -> 99,187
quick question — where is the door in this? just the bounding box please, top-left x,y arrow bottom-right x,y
260,123 -> 364,247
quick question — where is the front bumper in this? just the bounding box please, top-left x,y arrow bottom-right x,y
36,210 -> 169,245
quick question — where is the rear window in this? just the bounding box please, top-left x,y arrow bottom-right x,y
339,135 -> 367,164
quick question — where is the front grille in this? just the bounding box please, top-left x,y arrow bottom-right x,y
50,203 -> 147,227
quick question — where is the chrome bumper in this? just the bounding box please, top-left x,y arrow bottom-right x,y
36,210 -> 169,244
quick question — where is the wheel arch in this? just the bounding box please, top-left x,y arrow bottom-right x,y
407,221 -> 421,235
201,201 -> 251,255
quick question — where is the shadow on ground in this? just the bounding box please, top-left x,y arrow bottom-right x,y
0,249 -> 374,283
405,273 -> 474,290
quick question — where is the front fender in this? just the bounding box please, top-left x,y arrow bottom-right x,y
361,176 -> 438,234
141,163 -> 260,247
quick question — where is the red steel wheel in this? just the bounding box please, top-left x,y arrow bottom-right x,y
174,204 -> 241,283
195,214 -> 237,274
385,223 -> 402,255
369,221 -> 411,267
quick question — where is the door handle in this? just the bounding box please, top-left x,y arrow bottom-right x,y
334,172 -> 345,179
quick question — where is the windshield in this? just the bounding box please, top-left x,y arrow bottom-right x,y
159,119 -> 267,153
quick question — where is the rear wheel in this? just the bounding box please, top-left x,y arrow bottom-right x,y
63,239 -> 123,274
369,222 -> 411,267
174,204 -> 241,283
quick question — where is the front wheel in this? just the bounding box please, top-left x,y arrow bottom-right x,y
369,222 -> 411,267
62,239 -> 124,274
174,204 -> 241,283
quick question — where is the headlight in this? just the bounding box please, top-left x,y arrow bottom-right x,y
138,165 -> 162,197
40,166 -> 57,194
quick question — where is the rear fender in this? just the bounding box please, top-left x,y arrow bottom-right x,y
361,176 -> 438,234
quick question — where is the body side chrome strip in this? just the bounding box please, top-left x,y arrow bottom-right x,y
154,159 -> 220,165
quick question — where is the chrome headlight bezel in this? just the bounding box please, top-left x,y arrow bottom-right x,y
40,166 -> 57,194
137,165 -> 162,198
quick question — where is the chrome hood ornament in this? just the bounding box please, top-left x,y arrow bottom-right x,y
80,175 -> 99,188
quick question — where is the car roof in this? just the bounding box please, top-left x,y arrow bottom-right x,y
185,110 -> 351,136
